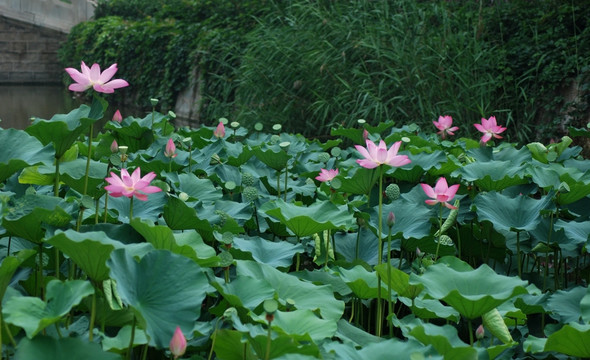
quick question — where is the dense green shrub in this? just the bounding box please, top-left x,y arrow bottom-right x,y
60,0 -> 589,143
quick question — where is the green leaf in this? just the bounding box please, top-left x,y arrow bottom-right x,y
14,335 -> 122,360
454,160 -> 528,191
269,310 -> 337,342
409,262 -> 528,319
0,128 -> 53,183
232,236 -> 303,268
236,260 -> 344,322
482,308 -> 513,344
337,168 -> 379,195
0,249 -> 36,301
544,323 -> 590,357
101,325 -> 149,352
58,158 -> 109,199
375,264 -> 423,299
253,145 -> 290,171
3,279 -> 94,338
264,200 -> 355,238
174,173 -> 222,202
337,265 -> 378,299
107,191 -> 166,222
107,249 -> 210,348
46,230 -> 152,281
409,322 -> 476,358
472,191 -> 554,232
212,276 -> 275,310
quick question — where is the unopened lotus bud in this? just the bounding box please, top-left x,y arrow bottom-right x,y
242,172 -> 255,187
110,139 -> 119,153
475,324 -> 485,340
317,152 -> 330,163
387,211 -> 395,228
169,326 -> 187,359
385,183 -> 401,201
112,110 -> 122,123
243,186 -> 258,202
363,129 -> 369,141
416,247 -> 423,257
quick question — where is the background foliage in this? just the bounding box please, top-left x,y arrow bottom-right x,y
59,0 -> 590,143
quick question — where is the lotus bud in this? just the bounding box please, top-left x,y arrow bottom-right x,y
475,324 -> 485,340
387,211 -> 395,228
112,109 -> 122,123
385,183 -> 401,201
169,326 -> 187,359
214,122 -> 225,138
363,129 -> 369,141
165,138 -> 177,158
110,139 -> 119,153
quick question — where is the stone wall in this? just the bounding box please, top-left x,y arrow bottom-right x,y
0,15 -> 67,83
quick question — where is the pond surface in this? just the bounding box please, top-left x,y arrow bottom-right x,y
0,85 -> 79,130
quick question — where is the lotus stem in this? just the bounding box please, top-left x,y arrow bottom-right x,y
89,291 -> 96,341
129,196 -> 134,220
434,204 -> 443,261
284,167 -> 288,201
516,230 -> 522,278
468,319 -> 474,345
127,316 -> 136,360
376,166 -> 384,337
265,319 -> 272,360
54,155 -> 60,197
387,225 -> 393,337
83,124 -> 93,195
276,170 -> 281,199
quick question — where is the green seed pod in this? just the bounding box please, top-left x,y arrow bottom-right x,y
385,183 -> 401,201
242,186 -> 259,202
436,234 -> 454,246
317,152 -> 331,163
242,172 -> 255,187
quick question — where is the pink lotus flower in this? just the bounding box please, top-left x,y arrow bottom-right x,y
433,115 -> 459,139
421,177 -> 460,209
169,326 -> 187,359
164,138 -> 177,158
354,139 -> 411,169
474,116 -> 506,144
65,61 -> 129,94
112,110 -> 123,123
214,122 -> 225,138
105,168 -> 162,201
110,139 -> 118,153
315,168 -> 339,182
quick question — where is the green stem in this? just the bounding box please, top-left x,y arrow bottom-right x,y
468,319 -> 474,346
54,155 -> 60,197
3,312 -> 16,348
208,318 -> 221,360
376,167 -> 384,337
38,242 -> 43,299
265,320 -> 272,360
516,231 -> 522,278
355,226 -> 361,260
127,316 -> 136,360
387,225 -> 393,337
83,124 -> 93,195
276,170 -> 281,199
284,166 -> 288,201
434,204 -> 443,261
129,197 -> 134,220
94,199 -> 100,224
89,291 -> 96,341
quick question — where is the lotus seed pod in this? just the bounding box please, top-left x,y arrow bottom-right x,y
437,235 -> 454,246
317,152 -> 330,163
242,172 -> 255,187
385,183 -> 401,201
242,186 -> 259,202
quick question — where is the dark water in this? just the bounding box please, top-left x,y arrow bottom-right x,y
0,85 -> 77,130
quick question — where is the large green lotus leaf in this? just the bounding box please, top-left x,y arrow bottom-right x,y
546,286 -> 586,323
553,219 -> 590,253
526,164 -> 561,189
2,194 -> 73,243
454,160 -> 528,191
333,319 -> 381,347
357,338 -> 441,360
398,297 -> 459,322
107,191 -> 166,222
333,231 -> 379,265
101,325 -> 149,353
581,287 -> 590,324
0,249 -> 36,301
236,260 -> 344,321
337,265 -> 378,299
3,279 -> 94,338
223,142 -> 253,167
253,145 -> 290,171
409,263 -> 528,319
296,269 -> 352,297
375,264 -> 423,299
391,151 -> 446,183
472,191 -> 553,232
58,158 -> 109,199
555,172 -> 590,205
103,114 -> 155,153
367,200 -> 433,240
163,196 -> 214,233
174,173 -> 222,202
130,218 -> 219,267
544,323 -> 590,357
26,97 -> 106,158
0,128 -> 53,183
249,332 -> 320,360
46,230 -> 152,281
408,322 -> 477,359
264,200 -> 355,238
14,335 -> 122,360
267,310 -> 337,342
514,292 -> 550,315
232,236 -> 303,268
336,167 -> 379,195
211,329 -> 257,360
107,249 -> 209,348
211,276 -> 275,310
523,335 -> 547,354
